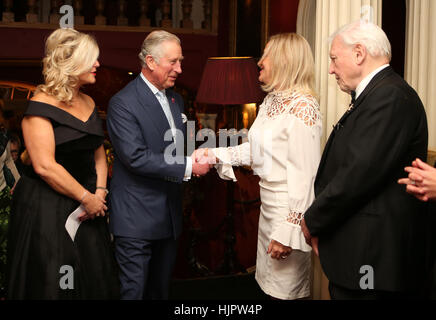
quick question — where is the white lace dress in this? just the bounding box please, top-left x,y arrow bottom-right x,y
212,90 -> 322,299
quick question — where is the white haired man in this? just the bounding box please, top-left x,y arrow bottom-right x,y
301,21 -> 430,299
107,30 -> 210,300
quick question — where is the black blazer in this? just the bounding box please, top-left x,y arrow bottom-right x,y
305,66 -> 430,293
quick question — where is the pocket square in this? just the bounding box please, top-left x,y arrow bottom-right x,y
181,113 -> 187,123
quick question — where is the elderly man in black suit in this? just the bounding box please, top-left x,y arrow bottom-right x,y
301,21 -> 430,299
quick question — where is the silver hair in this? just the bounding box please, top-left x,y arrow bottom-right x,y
138,30 -> 181,67
329,21 -> 392,61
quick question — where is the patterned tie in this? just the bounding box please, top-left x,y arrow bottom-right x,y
156,90 -> 177,142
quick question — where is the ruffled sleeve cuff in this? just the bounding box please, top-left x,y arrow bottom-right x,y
271,223 -> 312,252
215,163 -> 237,182
211,148 -> 237,182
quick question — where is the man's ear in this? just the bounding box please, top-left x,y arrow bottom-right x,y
353,44 -> 366,65
145,55 -> 155,71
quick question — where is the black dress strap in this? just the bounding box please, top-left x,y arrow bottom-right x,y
25,101 -> 104,145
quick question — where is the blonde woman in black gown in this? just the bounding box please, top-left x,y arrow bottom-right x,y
7,28 -> 119,299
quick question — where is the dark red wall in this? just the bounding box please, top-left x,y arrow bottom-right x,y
0,0 -> 301,90
269,0 -> 299,36
0,27 -> 218,93
382,0 -> 406,77
218,0 -> 231,56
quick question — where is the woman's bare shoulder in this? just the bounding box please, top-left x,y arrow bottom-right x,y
30,92 -> 59,107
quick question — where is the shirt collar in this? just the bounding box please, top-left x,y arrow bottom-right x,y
355,64 -> 389,99
140,72 -> 166,97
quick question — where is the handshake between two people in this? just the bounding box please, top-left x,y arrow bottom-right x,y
191,148 -> 217,178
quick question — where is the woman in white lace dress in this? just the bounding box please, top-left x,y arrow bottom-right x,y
199,33 -> 322,299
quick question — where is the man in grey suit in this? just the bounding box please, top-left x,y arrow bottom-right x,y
107,30 -> 210,300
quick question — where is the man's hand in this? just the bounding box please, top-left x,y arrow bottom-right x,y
191,150 -> 211,177
301,218 -> 311,245
191,148 -> 217,177
267,239 -> 292,260
301,218 -> 319,256
311,236 -> 319,257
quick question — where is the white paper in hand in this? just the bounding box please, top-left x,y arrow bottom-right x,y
65,205 -> 85,241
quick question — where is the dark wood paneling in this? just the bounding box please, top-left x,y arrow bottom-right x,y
382,0 -> 406,77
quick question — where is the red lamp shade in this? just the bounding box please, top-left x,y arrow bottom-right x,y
196,57 -> 265,105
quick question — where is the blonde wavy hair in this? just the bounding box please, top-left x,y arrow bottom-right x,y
35,28 -> 99,105
259,33 -> 316,97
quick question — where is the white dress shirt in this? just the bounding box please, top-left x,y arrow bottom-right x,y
140,72 -> 192,180
355,64 -> 390,99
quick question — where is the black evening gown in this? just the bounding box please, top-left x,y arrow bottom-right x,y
6,101 -> 120,299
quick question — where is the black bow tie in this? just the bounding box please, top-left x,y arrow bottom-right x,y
350,91 -> 356,105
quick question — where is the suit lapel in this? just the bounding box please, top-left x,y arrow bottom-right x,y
166,90 -> 183,131
315,129 -> 336,186
135,76 -> 172,141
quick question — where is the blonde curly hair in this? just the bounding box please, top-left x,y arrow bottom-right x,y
35,28 -> 99,105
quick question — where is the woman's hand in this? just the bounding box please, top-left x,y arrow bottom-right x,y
80,191 -> 107,221
194,148 -> 216,167
398,158 -> 436,202
95,188 -> 108,201
267,239 -> 293,261
94,188 -> 108,217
